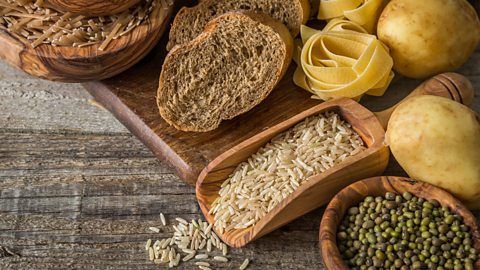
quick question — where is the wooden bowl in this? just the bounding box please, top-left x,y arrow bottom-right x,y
44,0 -> 142,16
0,1 -> 173,82
196,73 -> 475,248
320,176 -> 480,270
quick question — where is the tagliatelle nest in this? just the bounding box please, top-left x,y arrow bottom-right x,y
0,0 -> 173,50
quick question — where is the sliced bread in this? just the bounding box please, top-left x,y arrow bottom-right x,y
166,0 -> 309,50
157,12 -> 293,132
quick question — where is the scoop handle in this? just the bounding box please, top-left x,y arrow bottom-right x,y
374,72 -> 475,130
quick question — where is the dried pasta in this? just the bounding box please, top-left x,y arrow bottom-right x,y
293,19 -> 394,101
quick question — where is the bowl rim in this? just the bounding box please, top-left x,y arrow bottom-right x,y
319,176 -> 480,270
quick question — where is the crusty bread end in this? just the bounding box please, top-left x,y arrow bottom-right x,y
157,12 -> 293,132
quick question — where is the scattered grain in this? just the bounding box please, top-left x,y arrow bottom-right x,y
175,217 -> 188,225
149,226 -> 160,233
214,256 -> 228,262
222,243 -> 228,256
148,247 -> 154,261
195,262 -> 210,267
239,258 -> 250,270
160,213 -> 166,226
145,239 -> 152,251
182,251 -> 196,262
195,254 -> 208,260
144,216 -> 248,268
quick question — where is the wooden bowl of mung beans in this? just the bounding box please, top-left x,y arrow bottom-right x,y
320,176 -> 480,270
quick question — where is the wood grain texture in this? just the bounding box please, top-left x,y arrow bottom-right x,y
319,176 -> 480,270
44,0 -> 141,16
0,2 -> 172,82
373,73 -> 474,129
197,98 -> 389,247
0,58 -> 479,269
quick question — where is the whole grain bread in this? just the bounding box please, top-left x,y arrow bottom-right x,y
157,12 -> 293,132
166,0 -> 309,51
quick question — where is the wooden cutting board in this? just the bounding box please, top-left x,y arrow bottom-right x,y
82,3 -> 429,185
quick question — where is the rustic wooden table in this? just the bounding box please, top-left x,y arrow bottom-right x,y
0,45 -> 479,269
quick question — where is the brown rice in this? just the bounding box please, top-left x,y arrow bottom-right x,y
210,111 -> 365,233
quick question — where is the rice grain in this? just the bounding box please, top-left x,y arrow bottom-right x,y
145,239 -> 152,250
211,112 -> 365,232
149,226 -> 160,233
214,256 -> 228,262
160,213 -> 166,226
239,258 -> 250,270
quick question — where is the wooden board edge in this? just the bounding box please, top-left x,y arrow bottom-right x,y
82,81 -> 199,185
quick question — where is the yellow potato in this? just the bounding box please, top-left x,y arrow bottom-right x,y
386,95 -> 480,209
377,0 -> 480,79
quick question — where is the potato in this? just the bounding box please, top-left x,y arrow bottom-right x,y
386,95 -> 480,209
377,0 -> 480,79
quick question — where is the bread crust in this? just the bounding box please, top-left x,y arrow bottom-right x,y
166,0 -> 309,51
157,12 -> 293,132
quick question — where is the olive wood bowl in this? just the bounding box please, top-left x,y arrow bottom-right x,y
196,73 -> 474,248
44,0 -> 141,16
0,1 -> 173,82
320,176 -> 480,269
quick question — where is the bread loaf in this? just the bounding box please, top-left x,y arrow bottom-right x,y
166,0 -> 309,50
157,12 -> 293,132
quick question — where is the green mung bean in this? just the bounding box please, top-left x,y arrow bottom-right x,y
337,192 -> 478,270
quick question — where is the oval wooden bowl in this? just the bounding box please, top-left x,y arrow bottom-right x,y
44,0 -> 141,16
0,1 -> 173,82
196,73 -> 474,248
320,176 -> 480,270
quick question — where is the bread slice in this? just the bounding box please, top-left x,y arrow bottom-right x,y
166,0 -> 309,51
157,12 -> 293,132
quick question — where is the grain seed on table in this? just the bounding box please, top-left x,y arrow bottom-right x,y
145,216 -> 251,269
239,258 -> 250,270
210,111 -> 365,233
160,212 -> 167,226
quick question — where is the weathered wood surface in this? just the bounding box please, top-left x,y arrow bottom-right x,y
1,41 -> 480,270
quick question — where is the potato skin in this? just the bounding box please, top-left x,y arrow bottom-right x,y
386,95 -> 480,209
377,0 -> 480,79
